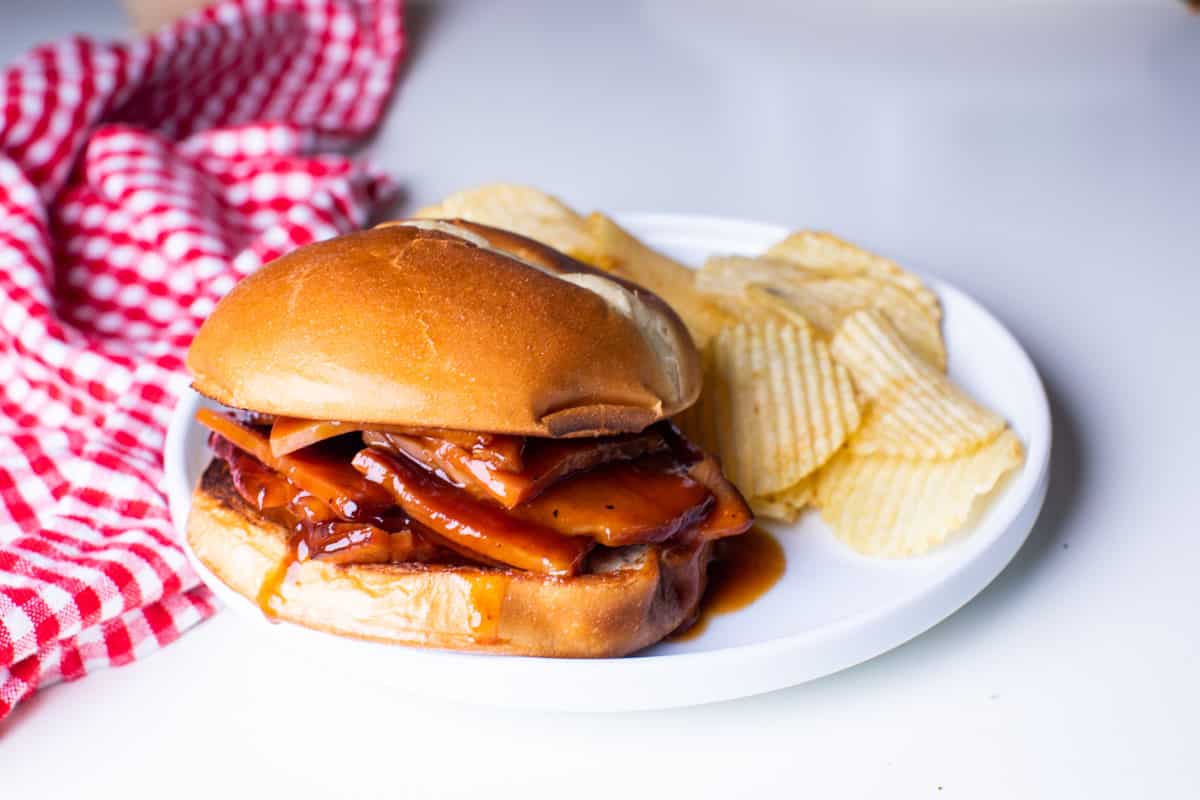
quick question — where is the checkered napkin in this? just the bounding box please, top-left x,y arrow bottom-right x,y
0,0 -> 404,719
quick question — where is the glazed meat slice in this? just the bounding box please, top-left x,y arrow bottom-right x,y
353,447 -> 591,576
212,433 -> 458,566
514,455 -> 714,547
302,522 -> 392,564
363,428 -> 668,509
685,454 -> 754,541
204,409 -> 750,572
519,431 -> 669,498
363,431 -> 536,509
198,409 -> 392,521
268,415 -> 524,471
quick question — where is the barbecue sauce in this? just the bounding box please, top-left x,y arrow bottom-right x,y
670,527 -> 785,641
201,413 -> 761,625
255,537 -> 303,617
214,435 -> 437,615
353,447 -> 591,575
467,573 -> 510,642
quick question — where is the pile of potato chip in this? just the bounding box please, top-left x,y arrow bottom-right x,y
415,184 -> 1024,558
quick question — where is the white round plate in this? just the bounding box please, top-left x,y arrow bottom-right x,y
165,213 -> 1050,712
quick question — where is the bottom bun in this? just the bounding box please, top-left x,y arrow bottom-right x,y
186,460 -> 713,657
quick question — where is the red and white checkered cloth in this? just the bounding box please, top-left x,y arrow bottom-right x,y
0,0 -> 403,719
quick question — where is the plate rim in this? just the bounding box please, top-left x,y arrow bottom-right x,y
164,211 -> 1051,705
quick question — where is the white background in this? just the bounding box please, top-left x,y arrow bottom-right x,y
2,1 -> 1198,797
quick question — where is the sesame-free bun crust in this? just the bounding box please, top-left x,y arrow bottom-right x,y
187,221 -> 701,437
187,460 -> 711,657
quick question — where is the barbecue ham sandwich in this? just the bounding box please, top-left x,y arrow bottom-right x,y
185,220 -> 753,656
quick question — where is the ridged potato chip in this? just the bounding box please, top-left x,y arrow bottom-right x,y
749,478 -> 813,523
585,212 -> 733,347
696,255 -> 805,297
679,319 -> 861,500
415,184 -> 598,261
833,310 -> 1003,458
765,230 -> 941,320
741,285 -> 815,328
694,260 -> 824,329
767,280 -> 943,369
829,308 -> 924,396
685,276 -> 797,330
814,429 -> 1024,557
699,255 -> 946,369
855,377 -> 1007,459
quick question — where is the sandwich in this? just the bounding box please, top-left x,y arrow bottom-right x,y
185,219 -> 753,657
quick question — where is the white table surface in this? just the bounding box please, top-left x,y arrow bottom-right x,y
2,2 -> 1198,797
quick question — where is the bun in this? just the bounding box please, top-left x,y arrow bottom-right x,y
187,220 -> 702,437
187,460 -> 711,656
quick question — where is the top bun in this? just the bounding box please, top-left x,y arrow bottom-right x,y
186,220 -> 702,437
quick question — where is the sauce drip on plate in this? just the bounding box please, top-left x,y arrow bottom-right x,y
671,527 -> 786,642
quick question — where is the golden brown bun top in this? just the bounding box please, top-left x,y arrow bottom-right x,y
187,220 -> 701,437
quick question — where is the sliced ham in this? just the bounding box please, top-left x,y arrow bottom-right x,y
515,455 -> 714,547
198,409 -> 392,521
269,417 -> 358,457
205,408 -> 752,573
685,454 -> 755,541
363,431 -> 536,509
519,431 -> 669,498
466,434 -> 523,471
268,415 -> 524,471
214,432 -> 458,566
363,428 -> 668,510
301,522 -> 392,564
353,448 -> 591,576
210,434 -> 294,511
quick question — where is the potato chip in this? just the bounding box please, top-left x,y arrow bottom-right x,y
853,376 -> 1007,459
585,212 -> 733,346
832,310 -> 1003,458
699,255 -> 946,369
695,255 -> 802,298
773,280 -> 943,369
829,308 -> 924,396
415,184 -> 597,260
813,429 -> 1023,557
694,286 -> 799,330
699,257 -> 836,332
749,478 -> 813,523
765,230 -> 940,320
679,319 -> 861,499
740,285 -> 815,328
